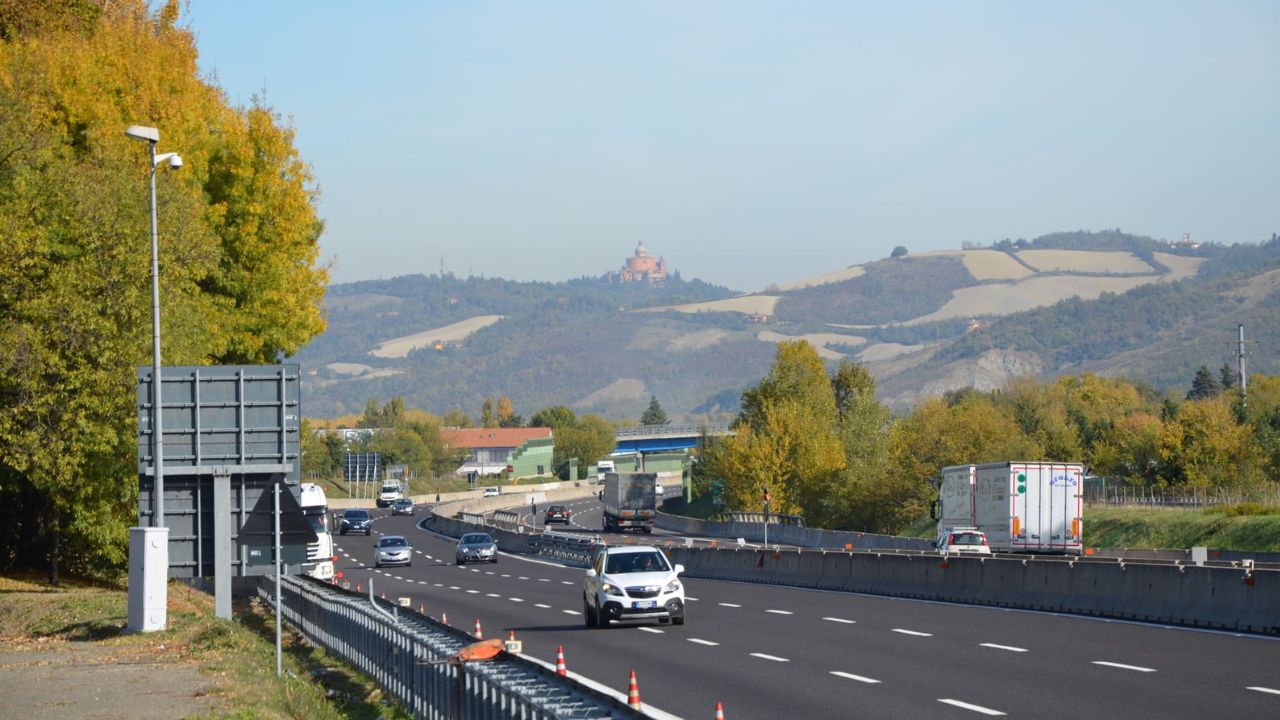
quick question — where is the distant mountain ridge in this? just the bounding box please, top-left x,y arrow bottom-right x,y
290,231 -> 1280,419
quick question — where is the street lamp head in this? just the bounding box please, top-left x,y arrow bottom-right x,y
125,125 -> 159,143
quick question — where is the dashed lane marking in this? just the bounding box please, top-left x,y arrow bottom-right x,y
638,627 -> 664,634
685,596 -> 699,601
718,603 -> 742,608
1247,687 -> 1280,695
486,593 -> 500,598
563,609 -> 581,616
510,597 -> 525,602
830,671 -> 880,684
980,643 -> 1028,653
823,617 -> 856,624
535,603 -> 551,609
538,578 -> 550,582
765,609 -> 793,615
938,699 -> 1005,716
750,653 -> 789,662
892,629 -> 932,637
1092,661 -> 1155,673
561,581 -> 574,585
687,638 -> 719,646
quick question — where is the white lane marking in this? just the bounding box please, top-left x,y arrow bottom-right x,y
563,609 -> 582,616
718,603 -> 742,608
433,583 -> 444,587
561,581 -> 574,585
449,586 -> 460,590
685,596 -> 699,601
538,578 -> 550,582
938,699 -> 1005,716
765,609 -> 793,615
688,638 -> 719,646
519,576 -> 530,580
485,572 -> 495,575
535,603 -> 551,609
823,617 -> 856,624
466,590 -> 479,595
1247,686 -> 1280,695
830,671 -> 880,684
750,653 -> 789,662
486,593 -> 501,598
892,628 -> 932,637
980,643 -> 1028,653
418,581 -> 428,585
638,627 -> 664,634
510,597 -> 524,603
1092,661 -> 1156,673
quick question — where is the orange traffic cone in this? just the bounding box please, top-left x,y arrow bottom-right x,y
419,604 -> 425,614
474,618 -> 483,639
627,670 -> 641,709
556,645 -> 567,676
356,583 -> 362,592
441,612 -> 449,625
715,701 -> 725,719
381,591 -> 386,599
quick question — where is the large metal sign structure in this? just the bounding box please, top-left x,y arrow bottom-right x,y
137,364 -> 313,618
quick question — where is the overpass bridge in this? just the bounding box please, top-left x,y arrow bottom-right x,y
612,423 -> 733,454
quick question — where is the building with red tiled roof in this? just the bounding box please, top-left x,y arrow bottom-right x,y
440,427 -> 554,478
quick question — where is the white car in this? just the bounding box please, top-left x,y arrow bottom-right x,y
584,545 -> 685,628
654,483 -> 664,495
936,527 -> 992,555
377,482 -> 403,508
483,486 -> 500,497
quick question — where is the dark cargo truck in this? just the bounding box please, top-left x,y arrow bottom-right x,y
602,472 -> 656,533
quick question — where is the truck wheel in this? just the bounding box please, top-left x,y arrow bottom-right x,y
642,527 -> 652,535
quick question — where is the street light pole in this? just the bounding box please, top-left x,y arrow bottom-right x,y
125,125 -> 182,633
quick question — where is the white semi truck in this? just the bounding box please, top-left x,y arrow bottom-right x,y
935,462 -> 1084,555
299,483 -> 335,580
602,471 -> 656,533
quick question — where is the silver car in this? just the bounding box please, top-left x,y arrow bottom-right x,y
455,532 -> 498,564
374,535 -> 412,568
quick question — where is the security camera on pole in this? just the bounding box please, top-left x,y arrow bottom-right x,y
124,124 -> 183,633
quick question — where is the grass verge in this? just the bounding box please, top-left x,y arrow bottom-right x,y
0,573 -> 412,720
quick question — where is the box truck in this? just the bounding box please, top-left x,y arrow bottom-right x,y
935,462 -> 1084,555
602,471 -> 656,533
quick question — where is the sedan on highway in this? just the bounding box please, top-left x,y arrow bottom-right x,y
544,505 -> 571,524
338,508 -> 371,536
455,532 -> 498,564
374,535 -> 412,568
584,545 -> 685,628
390,497 -> 415,516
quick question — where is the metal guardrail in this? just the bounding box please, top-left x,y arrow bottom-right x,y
534,531 -> 603,567
615,423 -> 732,439
491,510 -> 522,533
714,512 -> 806,527
258,575 -> 645,719
459,511 -> 485,526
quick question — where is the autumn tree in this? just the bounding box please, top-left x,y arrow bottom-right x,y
0,0 -> 328,578
481,398 -> 496,428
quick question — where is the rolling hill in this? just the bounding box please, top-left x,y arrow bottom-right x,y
289,230 -> 1280,420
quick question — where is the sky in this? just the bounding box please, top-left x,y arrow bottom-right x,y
187,1 -> 1279,293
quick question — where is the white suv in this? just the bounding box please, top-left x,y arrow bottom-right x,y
584,546 -> 685,628
936,526 -> 992,555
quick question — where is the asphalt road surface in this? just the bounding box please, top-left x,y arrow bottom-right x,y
333,502 -> 1280,720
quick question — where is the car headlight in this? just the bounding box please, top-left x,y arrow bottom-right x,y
601,582 -> 622,596
664,579 -> 682,594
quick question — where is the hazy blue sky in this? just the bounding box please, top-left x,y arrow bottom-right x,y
188,1 -> 1279,293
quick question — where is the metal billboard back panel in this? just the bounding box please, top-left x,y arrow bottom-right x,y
136,364 -> 306,579
137,364 -> 301,483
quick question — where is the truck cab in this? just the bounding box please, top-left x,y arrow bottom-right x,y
299,483 -> 335,580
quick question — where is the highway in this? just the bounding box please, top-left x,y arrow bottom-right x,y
332,497 -> 1280,719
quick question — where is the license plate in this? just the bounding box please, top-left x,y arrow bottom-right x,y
634,600 -> 657,609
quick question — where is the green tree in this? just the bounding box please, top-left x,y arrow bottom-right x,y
0,0 -> 327,580
481,397 -> 496,428
530,405 -> 577,430
640,396 -> 669,426
441,407 -> 471,428
1187,365 -> 1220,400
553,415 -> 615,479
890,245 -> 908,258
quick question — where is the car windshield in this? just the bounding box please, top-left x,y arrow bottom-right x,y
548,506 -> 566,512
461,534 -> 493,545
394,499 -> 410,506
950,533 -> 984,545
345,510 -> 368,519
606,552 -> 668,574
379,537 -> 407,547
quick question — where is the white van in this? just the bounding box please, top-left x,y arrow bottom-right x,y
377,481 -> 404,508
596,459 -> 615,482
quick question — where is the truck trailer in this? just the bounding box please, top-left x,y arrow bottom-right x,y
602,471 -> 656,533
935,462 -> 1084,555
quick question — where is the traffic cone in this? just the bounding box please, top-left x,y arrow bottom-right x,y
714,701 -> 725,719
356,583 -> 362,592
381,591 -> 386,599
474,618 -> 483,639
419,604 -> 425,614
441,612 -> 449,625
627,670 -> 641,709
555,645 -> 567,676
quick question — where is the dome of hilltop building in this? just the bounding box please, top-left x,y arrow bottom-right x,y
608,242 -> 668,283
